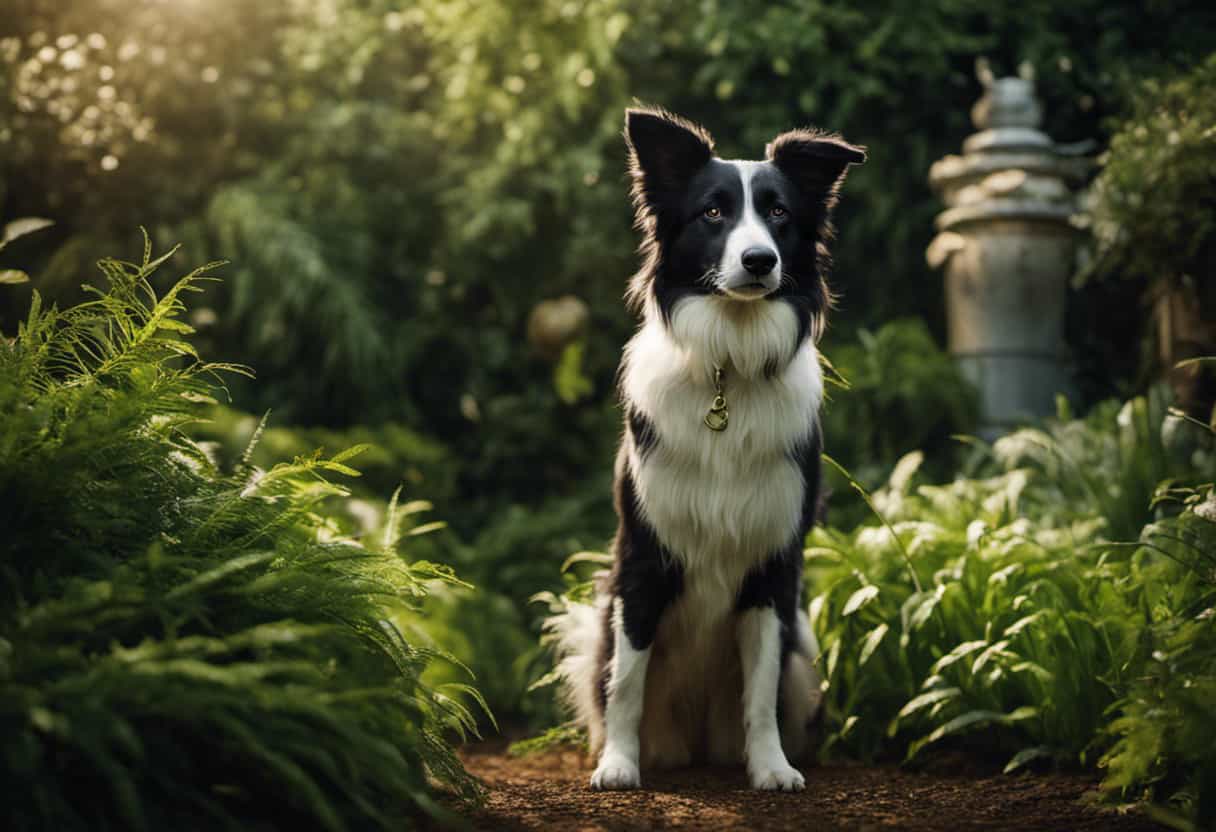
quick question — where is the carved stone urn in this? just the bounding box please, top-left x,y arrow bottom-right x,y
927,61 -> 1092,437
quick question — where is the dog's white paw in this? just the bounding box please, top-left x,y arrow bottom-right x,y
590,755 -> 641,790
749,761 -> 806,792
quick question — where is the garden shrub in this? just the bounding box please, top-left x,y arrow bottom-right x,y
1079,52 -> 1216,410
1100,478 -> 1216,828
187,406 -> 616,727
809,392 -> 1215,827
0,239 -> 482,830
1082,52 -> 1216,294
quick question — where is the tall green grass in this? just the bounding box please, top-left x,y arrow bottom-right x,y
0,237 -> 482,831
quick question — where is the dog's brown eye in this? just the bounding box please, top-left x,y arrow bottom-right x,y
704,206 -> 721,220
769,205 -> 787,218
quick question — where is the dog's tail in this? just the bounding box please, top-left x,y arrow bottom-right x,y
541,592 -> 610,753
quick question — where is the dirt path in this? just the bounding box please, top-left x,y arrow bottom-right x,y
448,744 -> 1165,831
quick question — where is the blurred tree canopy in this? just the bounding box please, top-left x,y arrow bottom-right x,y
2,0 -> 1214,531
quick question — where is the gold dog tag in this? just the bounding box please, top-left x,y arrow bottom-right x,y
704,367 -> 729,432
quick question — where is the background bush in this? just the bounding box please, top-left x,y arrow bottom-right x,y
821,318 -> 979,502
1079,54 -> 1216,408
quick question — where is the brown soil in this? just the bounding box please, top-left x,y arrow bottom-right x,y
445,744 -> 1166,831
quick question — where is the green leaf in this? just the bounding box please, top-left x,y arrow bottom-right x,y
553,340 -> 593,404
163,552 -> 277,601
560,550 -> 614,573
508,725 -> 586,756
971,640 -> 1012,674
180,391 -> 218,404
825,637 -> 842,681
1,217 -> 53,247
1004,706 -> 1039,724
330,443 -> 372,465
157,318 -> 195,334
896,686 -> 962,720
318,460 -> 362,477
407,521 -> 448,537
1003,746 -> 1053,773
0,270 -> 30,284
858,623 -> 889,666
903,587 -> 943,632
842,584 -> 879,616
930,640 -> 988,674
1174,356 -> 1216,370
887,450 -> 925,494
527,668 -> 564,692
1010,661 -> 1054,684
840,715 -> 859,737
907,710 -> 1005,759
1004,611 -> 1047,637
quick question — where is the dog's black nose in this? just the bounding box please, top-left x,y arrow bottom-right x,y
741,247 -> 777,276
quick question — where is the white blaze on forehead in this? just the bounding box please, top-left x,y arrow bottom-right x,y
719,160 -> 780,283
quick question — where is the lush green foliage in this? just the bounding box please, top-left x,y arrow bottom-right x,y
188,404 -> 615,726
192,406 -> 460,515
0,241 -> 482,830
5,9 -> 1214,739
1074,55 -> 1216,404
809,394 -> 1215,827
822,318 -> 979,496
1082,54 -> 1216,290
1101,488 -> 1216,828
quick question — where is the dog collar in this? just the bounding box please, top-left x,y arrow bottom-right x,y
703,365 -> 729,432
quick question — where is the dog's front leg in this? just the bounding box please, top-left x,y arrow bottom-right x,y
590,596 -> 650,790
739,605 -> 806,791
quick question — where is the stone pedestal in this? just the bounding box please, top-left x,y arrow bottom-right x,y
927,64 -> 1091,437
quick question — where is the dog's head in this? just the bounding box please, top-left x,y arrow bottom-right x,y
624,107 -> 864,346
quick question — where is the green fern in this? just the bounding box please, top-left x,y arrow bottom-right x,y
0,236 -> 482,831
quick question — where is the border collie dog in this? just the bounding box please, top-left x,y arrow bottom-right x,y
549,107 -> 864,792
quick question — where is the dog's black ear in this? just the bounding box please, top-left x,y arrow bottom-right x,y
766,129 -> 865,205
625,107 -> 714,214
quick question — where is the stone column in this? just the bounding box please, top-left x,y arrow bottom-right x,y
927,61 -> 1091,438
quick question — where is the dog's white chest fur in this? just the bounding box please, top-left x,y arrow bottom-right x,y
621,296 -> 822,612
